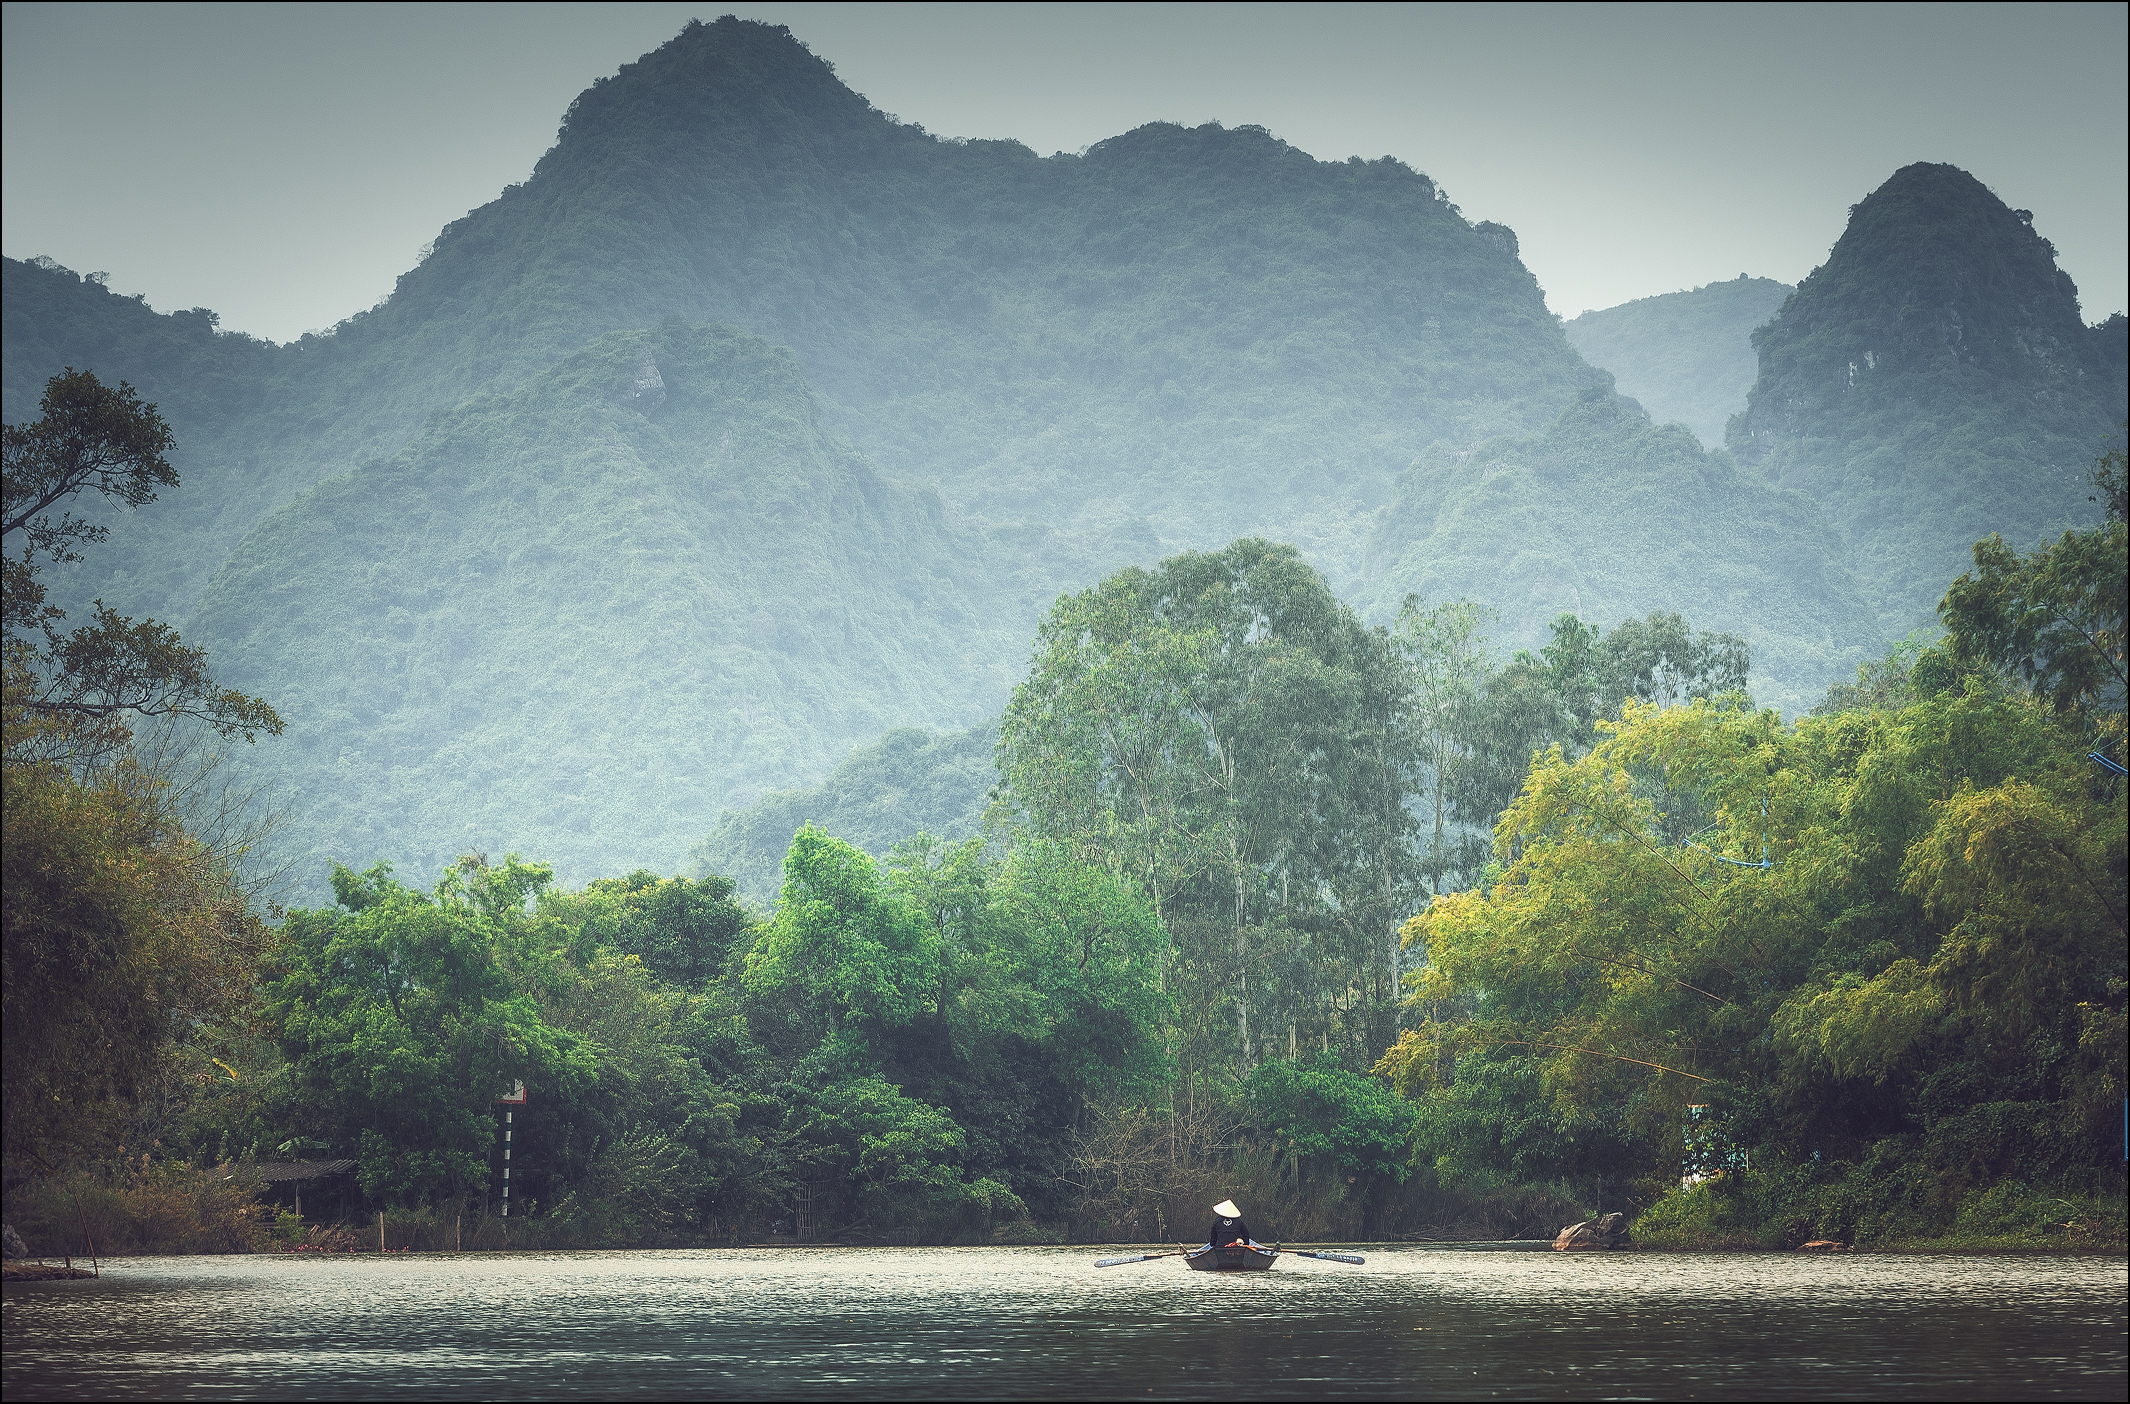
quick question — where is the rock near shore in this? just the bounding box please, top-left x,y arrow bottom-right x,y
1552,1213 -> 1631,1250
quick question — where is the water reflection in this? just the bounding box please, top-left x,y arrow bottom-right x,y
5,1243 -> 2124,1400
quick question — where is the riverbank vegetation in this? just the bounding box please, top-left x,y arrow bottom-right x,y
3,370 -> 2121,1254
1389,442 -> 2126,1250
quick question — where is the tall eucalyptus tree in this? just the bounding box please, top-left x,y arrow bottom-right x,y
1000,540 -> 1424,1077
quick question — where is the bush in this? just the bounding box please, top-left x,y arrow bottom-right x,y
1633,1165 -> 2128,1251
8,1161 -> 270,1256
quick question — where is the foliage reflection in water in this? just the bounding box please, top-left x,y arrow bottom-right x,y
3,1244 -> 2125,1401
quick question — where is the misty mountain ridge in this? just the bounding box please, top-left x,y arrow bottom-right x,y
1359,386 -> 1874,716
1565,275 -> 1793,448
689,721 -> 999,904
1732,161 -> 2125,627
3,20 -> 2122,894
184,323 -> 1043,887
9,16 -> 1598,621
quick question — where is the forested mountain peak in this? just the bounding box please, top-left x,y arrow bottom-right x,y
9,15 -> 1602,647
542,16 -> 889,160
1736,162 -> 2108,453
1727,162 -> 2126,628
355,15 -> 1593,579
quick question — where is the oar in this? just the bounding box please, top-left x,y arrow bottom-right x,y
1095,1250 -> 1184,1267
1289,1249 -> 1366,1265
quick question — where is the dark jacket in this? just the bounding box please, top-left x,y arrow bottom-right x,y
1207,1214 -> 1252,1246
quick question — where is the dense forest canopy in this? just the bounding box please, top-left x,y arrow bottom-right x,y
1389,454 -> 2125,1244
9,474 -> 2118,1252
181,323 -> 1044,888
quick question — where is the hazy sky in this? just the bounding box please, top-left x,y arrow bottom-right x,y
5,2 -> 2124,344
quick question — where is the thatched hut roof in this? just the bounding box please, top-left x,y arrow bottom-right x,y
229,1159 -> 358,1182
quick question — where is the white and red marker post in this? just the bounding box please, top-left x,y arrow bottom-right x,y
497,1080 -> 527,1216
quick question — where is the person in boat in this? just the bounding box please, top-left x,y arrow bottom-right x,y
1207,1199 -> 1253,1248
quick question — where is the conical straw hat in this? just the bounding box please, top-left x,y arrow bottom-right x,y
1212,1199 -> 1241,1218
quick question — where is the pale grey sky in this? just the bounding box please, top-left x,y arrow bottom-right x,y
4,2 -> 2124,344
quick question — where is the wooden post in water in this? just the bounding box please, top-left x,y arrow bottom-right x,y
456,1213 -> 463,1254
71,1190 -> 99,1278
379,1210 -> 386,1254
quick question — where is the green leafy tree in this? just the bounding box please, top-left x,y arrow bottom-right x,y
1001,540 -> 1422,1078
268,856 -> 595,1205
744,826 -> 938,1042
3,368 -> 279,755
3,368 -> 281,1169
544,869 -> 753,986
1394,596 -> 1492,895
1382,658 -> 2124,1236
1939,442 -> 2127,751
773,1072 -> 1017,1238
1246,1051 -> 1418,1184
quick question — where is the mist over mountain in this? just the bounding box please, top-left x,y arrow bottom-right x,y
176,324 -> 1051,889
1359,387 -> 1875,715
689,721 -> 997,904
1731,162 -> 2127,628
3,22 -> 2122,895
1565,275 -> 1792,447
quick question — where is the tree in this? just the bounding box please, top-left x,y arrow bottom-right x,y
1246,1051 -> 1418,1184
1592,611 -> 1750,716
2,367 -> 175,563
3,368 -> 279,756
0,736 -> 273,1164
544,869 -> 753,986
1000,540 -> 1420,1076
743,826 -> 938,1042
1939,442 -> 2127,751
268,857 -> 595,1205
980,838 -> 1171,1097
1393,596 -> 1492,895
1380,656 -> 2125,1228
3,368 -> 282,1169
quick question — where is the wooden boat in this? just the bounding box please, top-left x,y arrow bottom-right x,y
1183,1240 -> 1279,1271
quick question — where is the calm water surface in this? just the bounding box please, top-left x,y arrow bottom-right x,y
4,1243 -> 2124,1400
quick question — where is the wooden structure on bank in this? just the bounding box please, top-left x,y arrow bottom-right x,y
238,1159 -> 359,1220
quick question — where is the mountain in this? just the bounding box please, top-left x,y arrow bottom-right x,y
361,18 -> 1601,581
3,18 -> 1612,888
185,324 -> 1046,889
1564,275 -> 1792,448
1729,163 -> 2127,629
11,25 -> 2120,891
1359,388 -> 1877,715
689,721 -> 998,904
7,16 -> 1601,629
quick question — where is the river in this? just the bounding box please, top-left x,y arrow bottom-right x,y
4,1242 -> 2123,1399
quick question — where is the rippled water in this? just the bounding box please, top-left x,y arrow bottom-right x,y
4,1243 -> 2124,1399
